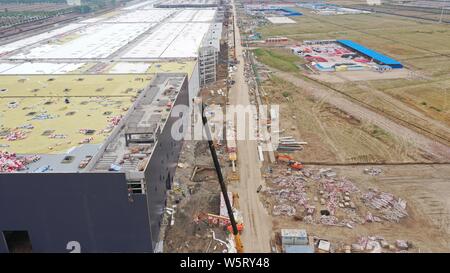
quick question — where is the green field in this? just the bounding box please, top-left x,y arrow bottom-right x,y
253,48 -> 302,73
255,8 -> 450,131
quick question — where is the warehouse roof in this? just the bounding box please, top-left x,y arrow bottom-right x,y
0,75 -> 151,156
337,40 -> 403,67
0,73 -> 187,174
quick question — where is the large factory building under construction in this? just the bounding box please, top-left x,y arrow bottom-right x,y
0,0 -> 224,253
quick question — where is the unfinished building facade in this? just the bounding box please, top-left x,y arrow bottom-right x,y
0,74 -> 189,253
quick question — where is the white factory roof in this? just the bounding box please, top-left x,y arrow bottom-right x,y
104,9 -> 176,23
10,23 -> 154,59
0,62 -> 85,74
123,22 -> 211,59
0,3 -> 218,73
0,24 -> 84,56
169,8 -> 216,22
109,62 -> 152,74
202,22 -> 222,50
122,0 -> 159,10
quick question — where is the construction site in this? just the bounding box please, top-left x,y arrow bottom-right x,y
0,0 -> 449,255
0,0 -> 226,253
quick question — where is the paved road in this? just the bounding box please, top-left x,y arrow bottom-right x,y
228,1 -> 272,253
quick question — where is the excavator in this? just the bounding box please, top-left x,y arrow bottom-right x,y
201,103 -> 244,253
276,154 -> 304,170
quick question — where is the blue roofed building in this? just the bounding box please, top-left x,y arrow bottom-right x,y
337,40 -> 403,69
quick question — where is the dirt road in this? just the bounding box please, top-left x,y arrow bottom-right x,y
274,70 -> 450,161
227,1 -> 272,253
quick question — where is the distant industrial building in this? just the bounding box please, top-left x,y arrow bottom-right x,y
337,40 -> 403,69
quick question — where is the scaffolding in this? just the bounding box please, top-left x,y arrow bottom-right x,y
199,46 -> 218,86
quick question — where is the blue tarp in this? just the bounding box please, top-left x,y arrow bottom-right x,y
337,39 -> 403,68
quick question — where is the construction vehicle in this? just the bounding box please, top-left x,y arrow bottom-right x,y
202,103 -> 244,253
276,154 -> 293,163
288,161 -> 304,170
276,154 -> 304,170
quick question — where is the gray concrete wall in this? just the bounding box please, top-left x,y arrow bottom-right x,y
0,173 -> 152,253
189,61 -> 200,103
144,76 -> 189,249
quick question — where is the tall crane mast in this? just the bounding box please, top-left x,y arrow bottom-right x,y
201,103 -> 244,253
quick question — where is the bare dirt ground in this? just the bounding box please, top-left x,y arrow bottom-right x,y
263,164 -> 450,252
273,70 -> 450,161
226,1 -> 272,252
310,69 -> 412,83
236,0 -> 450,253
162,140 -> 228,253
262,75 -> 441,163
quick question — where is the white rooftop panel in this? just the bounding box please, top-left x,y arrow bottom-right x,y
122,23 -> 186,59
0,24 -> 84,56
169,9 -> 216,22
10,23 -> 154,59
0,62 -> 85,74
0,63 -> 18,73
105,9 -> 175,23
192,9 -> 216,22
122,0 -> 158,10
109,62 -> 151,73
169,9 -> 197,22
161,23 -> 210,58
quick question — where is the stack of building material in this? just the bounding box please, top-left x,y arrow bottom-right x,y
5,130 -> 27,141
273,204 -> 296,216
277,136 -> 306,152
220,192 -> 234,218
362,189 -> 408,223
226,121 -> 236,153
108,115 -> 123,126
364,167 -> 382,176
0,151 -> 39,173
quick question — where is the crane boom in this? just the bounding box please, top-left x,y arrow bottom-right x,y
201,103 -> 244,253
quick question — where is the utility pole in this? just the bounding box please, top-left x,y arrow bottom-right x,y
439,7 -> 444,24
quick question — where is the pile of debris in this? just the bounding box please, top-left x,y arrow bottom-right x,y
351,236 -> 412,253
361,188 -> 408,223
4,130 -> 27,141
108,115 -> 122,126
31,113 -> 57,120
268,175 -> 309,207
273,204 -> 296,216
78,137 -> 94,144
319,176 -> 359,215
0,151 -> 40,173
264,167 -> 409,227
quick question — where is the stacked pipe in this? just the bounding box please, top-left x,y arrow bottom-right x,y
277,136 -> 307,152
